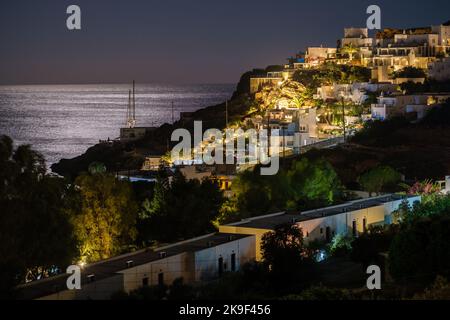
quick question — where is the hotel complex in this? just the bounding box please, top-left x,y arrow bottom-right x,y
20,194 -> 420,300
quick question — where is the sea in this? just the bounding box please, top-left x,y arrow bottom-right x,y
0,84 -> 234,165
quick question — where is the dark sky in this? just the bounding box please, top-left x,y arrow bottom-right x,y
1,0 -> 449,85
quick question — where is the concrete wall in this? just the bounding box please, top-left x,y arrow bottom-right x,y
429,58 -> 450,81
194,236 -> 256,281
300,196 -> 420,237
219,225 -> 272,261
219,196 -> 421,260
119,252 -> 194,292
297,205 -> 386,242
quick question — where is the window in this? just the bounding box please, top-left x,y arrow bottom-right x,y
142,277 -> 149,287
352,220 -> 357,237
231,253 -> 236,272
363,218 -> 367,233
158,272 -> 164,286
218,257 -> 224,276
320,227 -> 323,234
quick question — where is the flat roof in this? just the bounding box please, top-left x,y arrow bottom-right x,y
18,232 -> 251,300
231,194 -> 418,230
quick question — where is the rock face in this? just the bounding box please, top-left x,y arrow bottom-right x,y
255,80 -> 308,109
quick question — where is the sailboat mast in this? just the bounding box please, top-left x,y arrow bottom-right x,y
128,90 -> 132,127
132,80 -> 136,123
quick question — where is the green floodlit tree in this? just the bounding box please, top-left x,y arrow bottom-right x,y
287,158 -> 342,208
358,165 -> 401,196
229,158 -> 342,219
0,135 -> 77,298
71,171 -> 138,263
88,161 -> 107,175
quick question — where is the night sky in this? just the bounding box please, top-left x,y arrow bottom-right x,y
1,0 -> 449,85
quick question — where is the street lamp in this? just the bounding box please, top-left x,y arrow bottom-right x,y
339,92 -> 346,142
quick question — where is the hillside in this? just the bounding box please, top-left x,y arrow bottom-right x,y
294,103 -> 450,188
51,74 -> 257,178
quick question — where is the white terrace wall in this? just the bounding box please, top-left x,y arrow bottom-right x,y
118,252 -> 194,293
194,236 -> 256,281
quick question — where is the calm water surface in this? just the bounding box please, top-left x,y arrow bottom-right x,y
0,84 -> 234,164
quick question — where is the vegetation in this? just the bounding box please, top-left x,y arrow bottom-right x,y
358,165 -> 402,196
293,63 -> 371,91
351,225 -> 398,268
0,136 -> 77,298
0,136 -> 227,297
389,210 -> 450,283
413,276 -> 450,300
281,285 -> 352,300
401,179 -> 442,195
329,233 -> 353,257
139,169 -> 223,242
287,158 -> 342,208
350,116 -> 410,146
392,66 -> 426,79
70,172 -> 139,263
230,158 -> 342,218
261,224 -> 316,293
400,79 -> 450,95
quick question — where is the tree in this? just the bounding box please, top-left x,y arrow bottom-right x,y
71,172 -> 138,262
329,233 -> 353,257
139,169 -> 223,242
0,136 -> 77,298
389,211 -> 450,283
392,66 -> 426,79
358,165 -> 401,196
351,225 -> 398,268
261,224 -> 316,293
287,158 -> 342,209
232,167 -> 291,217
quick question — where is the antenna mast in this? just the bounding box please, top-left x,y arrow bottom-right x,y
132,80 -> 136,126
